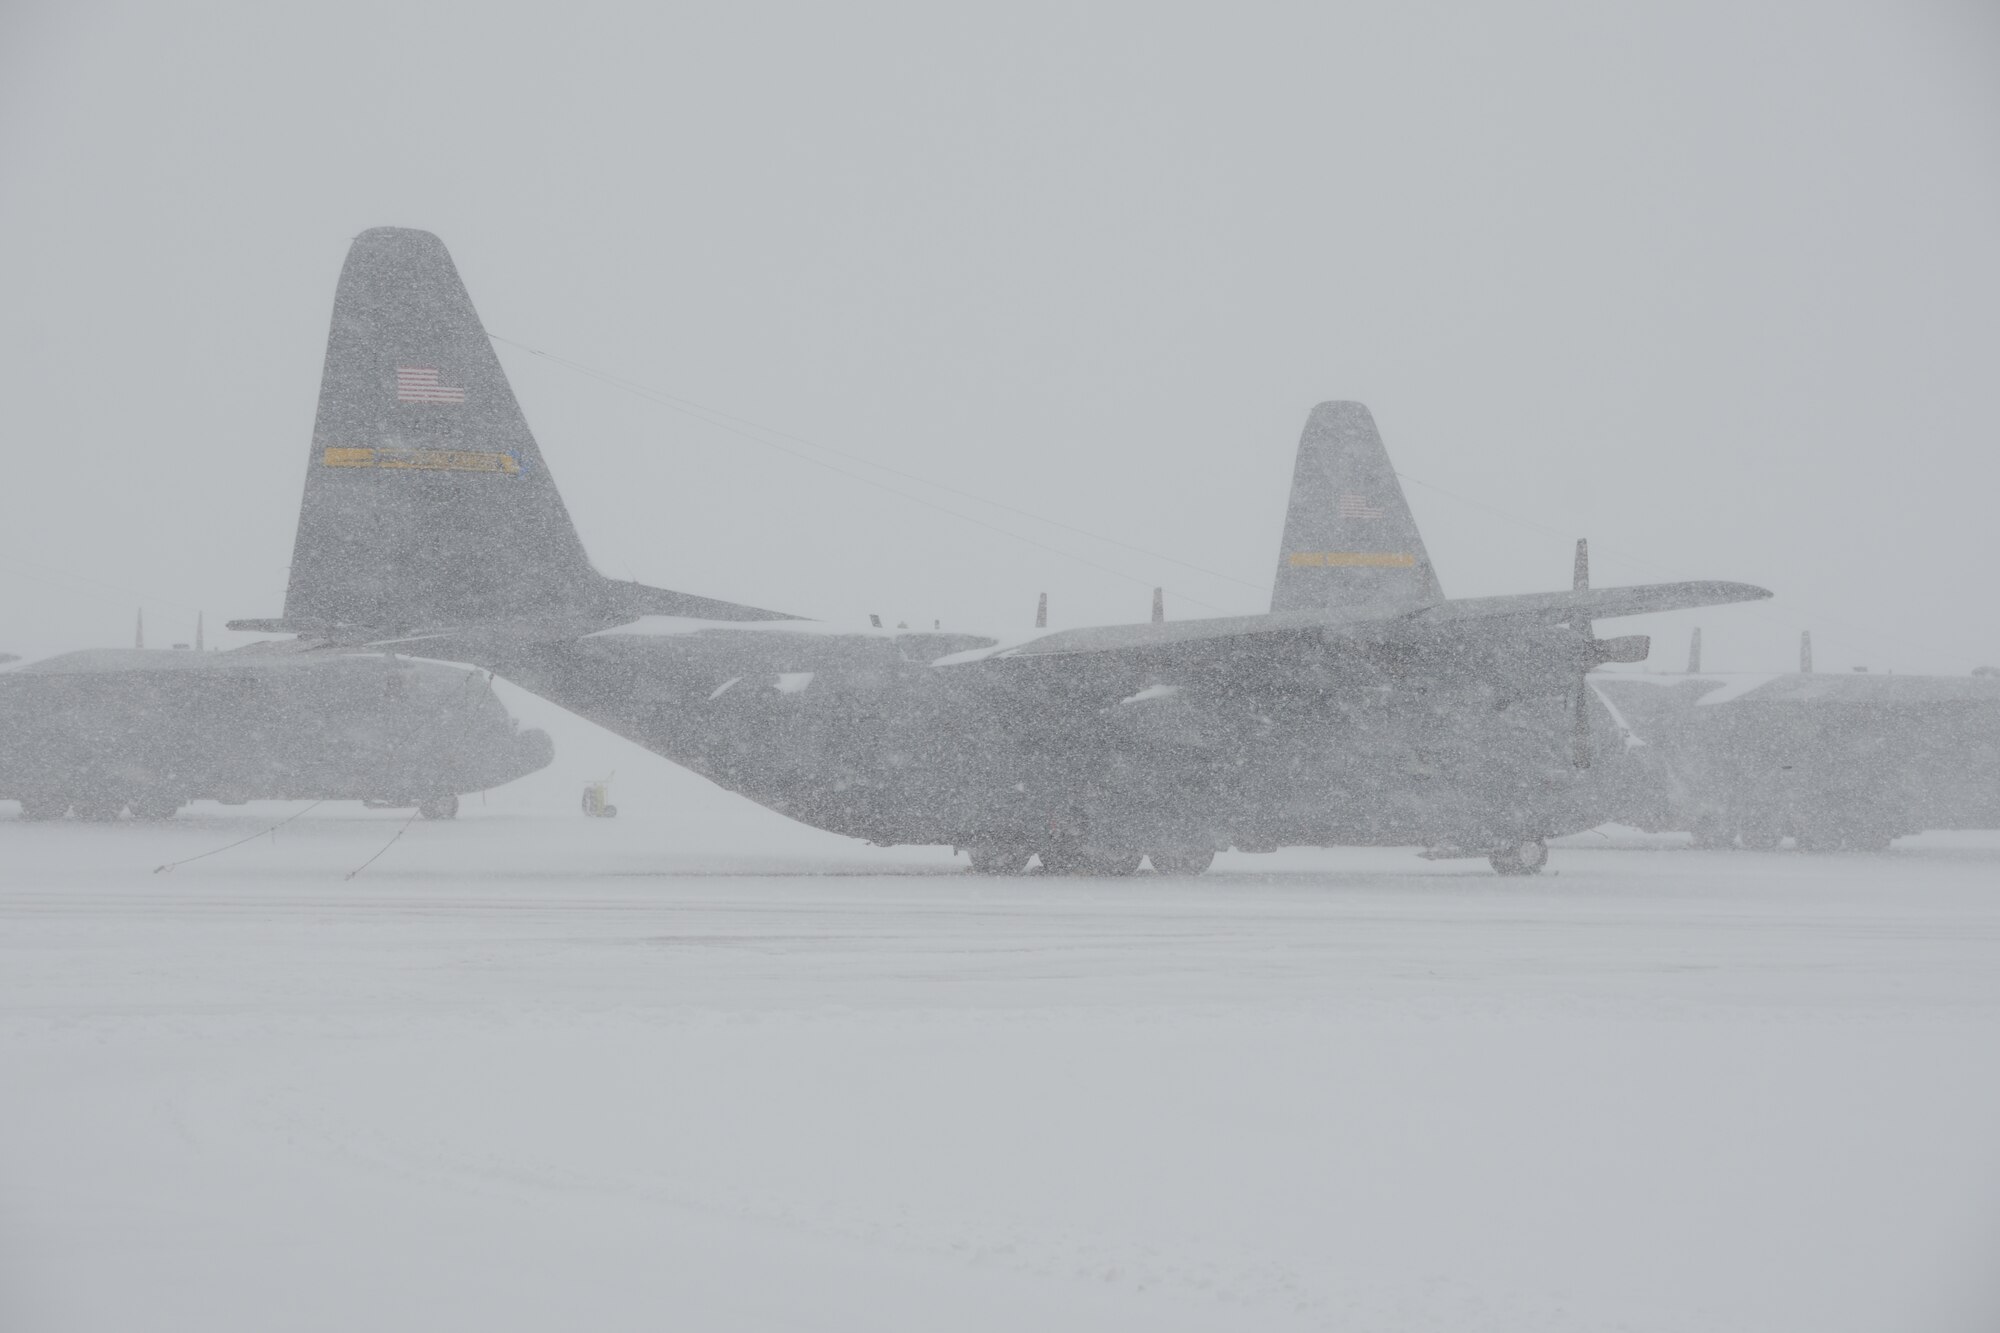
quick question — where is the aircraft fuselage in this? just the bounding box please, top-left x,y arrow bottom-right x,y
464,617 -> 1618,856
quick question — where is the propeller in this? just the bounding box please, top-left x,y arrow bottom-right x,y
1567,538 -> 1650,769
1570,541 -> 1593,768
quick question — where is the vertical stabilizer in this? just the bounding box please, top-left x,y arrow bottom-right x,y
283,228 -> 600,630
273,227 -> 787,632
1270,402 -> 1441,614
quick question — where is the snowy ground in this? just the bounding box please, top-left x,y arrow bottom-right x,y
4,688 -> 1999,1331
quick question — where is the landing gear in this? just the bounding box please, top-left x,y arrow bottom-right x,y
966,845 -> 1032,875
1689,817 -> 1734,850
1039,847 -> 1143,876
418,794 -> 460,820
1488,839 -> 1549,876
1795,821 -> 1847,853
1798,822 -> 1895,854
1148,850 -> 1215,876
1738,823 -> 1782,851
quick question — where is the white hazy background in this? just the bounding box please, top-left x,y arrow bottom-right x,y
3,1 -> 1997,669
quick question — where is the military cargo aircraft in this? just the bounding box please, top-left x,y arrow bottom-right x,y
1596,632 -> 2000,851
233,227 -> 1770,874
1,642 -> 552,820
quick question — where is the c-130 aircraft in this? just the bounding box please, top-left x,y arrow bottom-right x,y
235,228 -> 1769,875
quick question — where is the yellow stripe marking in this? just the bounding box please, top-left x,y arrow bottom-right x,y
1287,552 -> 1417,568
321,447 -> 519,474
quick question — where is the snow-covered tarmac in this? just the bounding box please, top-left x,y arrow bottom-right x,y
4,697 -> 1998,1331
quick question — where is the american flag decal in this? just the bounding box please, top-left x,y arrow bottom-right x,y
1337,492 -> 1385,519
395,367 -> 466,404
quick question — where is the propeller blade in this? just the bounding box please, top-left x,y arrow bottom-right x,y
1571,682 -> 1594,769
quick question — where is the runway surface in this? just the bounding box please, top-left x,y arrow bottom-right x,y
4,696 -> 1998,1331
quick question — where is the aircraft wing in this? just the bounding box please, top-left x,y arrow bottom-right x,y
1407,581 -> 1770,628
956,580 -> 1770,663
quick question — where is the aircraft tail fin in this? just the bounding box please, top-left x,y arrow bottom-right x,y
275,227 -> 788,634
1270,402 -> 1442,614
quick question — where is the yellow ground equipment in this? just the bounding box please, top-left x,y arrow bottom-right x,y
581,779 -> 617,818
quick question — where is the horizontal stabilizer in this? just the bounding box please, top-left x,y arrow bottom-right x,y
232,575 -> 795,643
605,579 -> 793,622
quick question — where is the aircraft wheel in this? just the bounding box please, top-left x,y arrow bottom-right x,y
1037,847 -> 1082,875
1689,820 -> 1734,850
966,845 -> 1032,875
1148,850 -> 1215,876
18,796 -> 68,821
130,795 -> 182,820
418,794 -> 460,821
1738,824 -> 1782,851
1040,848 -> 1142,876
74,797 -> 124,822
1488,839 -> 1549,876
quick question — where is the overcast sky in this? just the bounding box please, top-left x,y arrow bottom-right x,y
4,1 -> 1997,672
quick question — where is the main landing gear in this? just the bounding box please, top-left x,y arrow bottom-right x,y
1040,848 -> 1144,876
962,846 -> 1215,877
1147,850 -> 1216,876
966,845 -> 1032,875
1487,839 -> 1550,876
